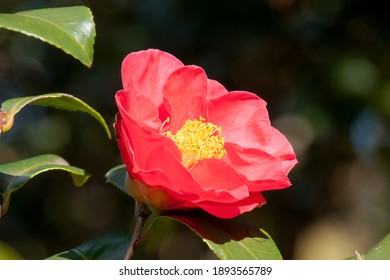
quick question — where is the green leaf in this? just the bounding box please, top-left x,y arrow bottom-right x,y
169,212 -> 283,260
47,231 -> 131,260
202,228 -> 282,260
346,234 -> 390,260
139,212 -> 282,260
0,93 -> 111,138
358,234 -> 390,260
105,165 -> 127,195
0,241 -> 22,260
0,154 -> 90,218
0,6 -> 95,67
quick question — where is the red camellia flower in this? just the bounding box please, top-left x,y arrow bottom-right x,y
115,49 -> 297,219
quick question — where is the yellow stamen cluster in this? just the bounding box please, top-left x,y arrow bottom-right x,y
165,117 -> 227,168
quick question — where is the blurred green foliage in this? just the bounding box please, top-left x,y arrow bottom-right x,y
0,0 -> 389,259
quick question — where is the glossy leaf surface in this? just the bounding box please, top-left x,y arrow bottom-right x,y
353,234 -> 390,260
47,231 -> 130,260
0,93 -> 111,138
364,234 -> 390,259
0,6 -> 95,67
169,213 -> 282,260
0,154 -> 90,217
105,165 -> 127,195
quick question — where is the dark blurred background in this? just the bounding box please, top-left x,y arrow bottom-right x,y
0,0 -> 389,260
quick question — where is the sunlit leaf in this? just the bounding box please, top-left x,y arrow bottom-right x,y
140,212 -> 282,260
0,93 -> 111,138
170,213 -> 282,260
203,228 -> 282,260
47,231 -> 130,260
349,234 -> 390,260
0,154 -> 90,217
105,165 -> 127,194
364,234 -> 390,260
0,6 -> 95,67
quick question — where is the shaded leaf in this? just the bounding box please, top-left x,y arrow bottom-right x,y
47,231 -> 131,260
0,241 -> 22,260
140,212 -> 282,260
105,164 -> 127,195
0,93 -> 111,138
170,212 -> 283,260
0,6 -> 95,67
0,154 -> 90,217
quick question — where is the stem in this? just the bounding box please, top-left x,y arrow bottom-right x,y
124,200 -> 151,260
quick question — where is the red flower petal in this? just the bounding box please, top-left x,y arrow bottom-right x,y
190,158 -> 250,202
207,79 -> 228,100
144,145 -> 202,197
267,127 -> 298,174
115,114 -> 136,172
196,192 -> 266,219
144,147 -> 250,205
115,104 -> 180,173
115,114 -> 197,210
116,87 -> 160,130
121,49 -> 183,106
224,143 -> 292,191
163,66 -> 208,133
208,91 -> 271,150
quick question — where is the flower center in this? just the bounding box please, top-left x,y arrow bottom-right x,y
165,117 -> 227,168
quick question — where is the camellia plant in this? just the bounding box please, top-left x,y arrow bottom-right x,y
0,6 -> 389,260
114,49 -> 297,259
0,6 -> 109,220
